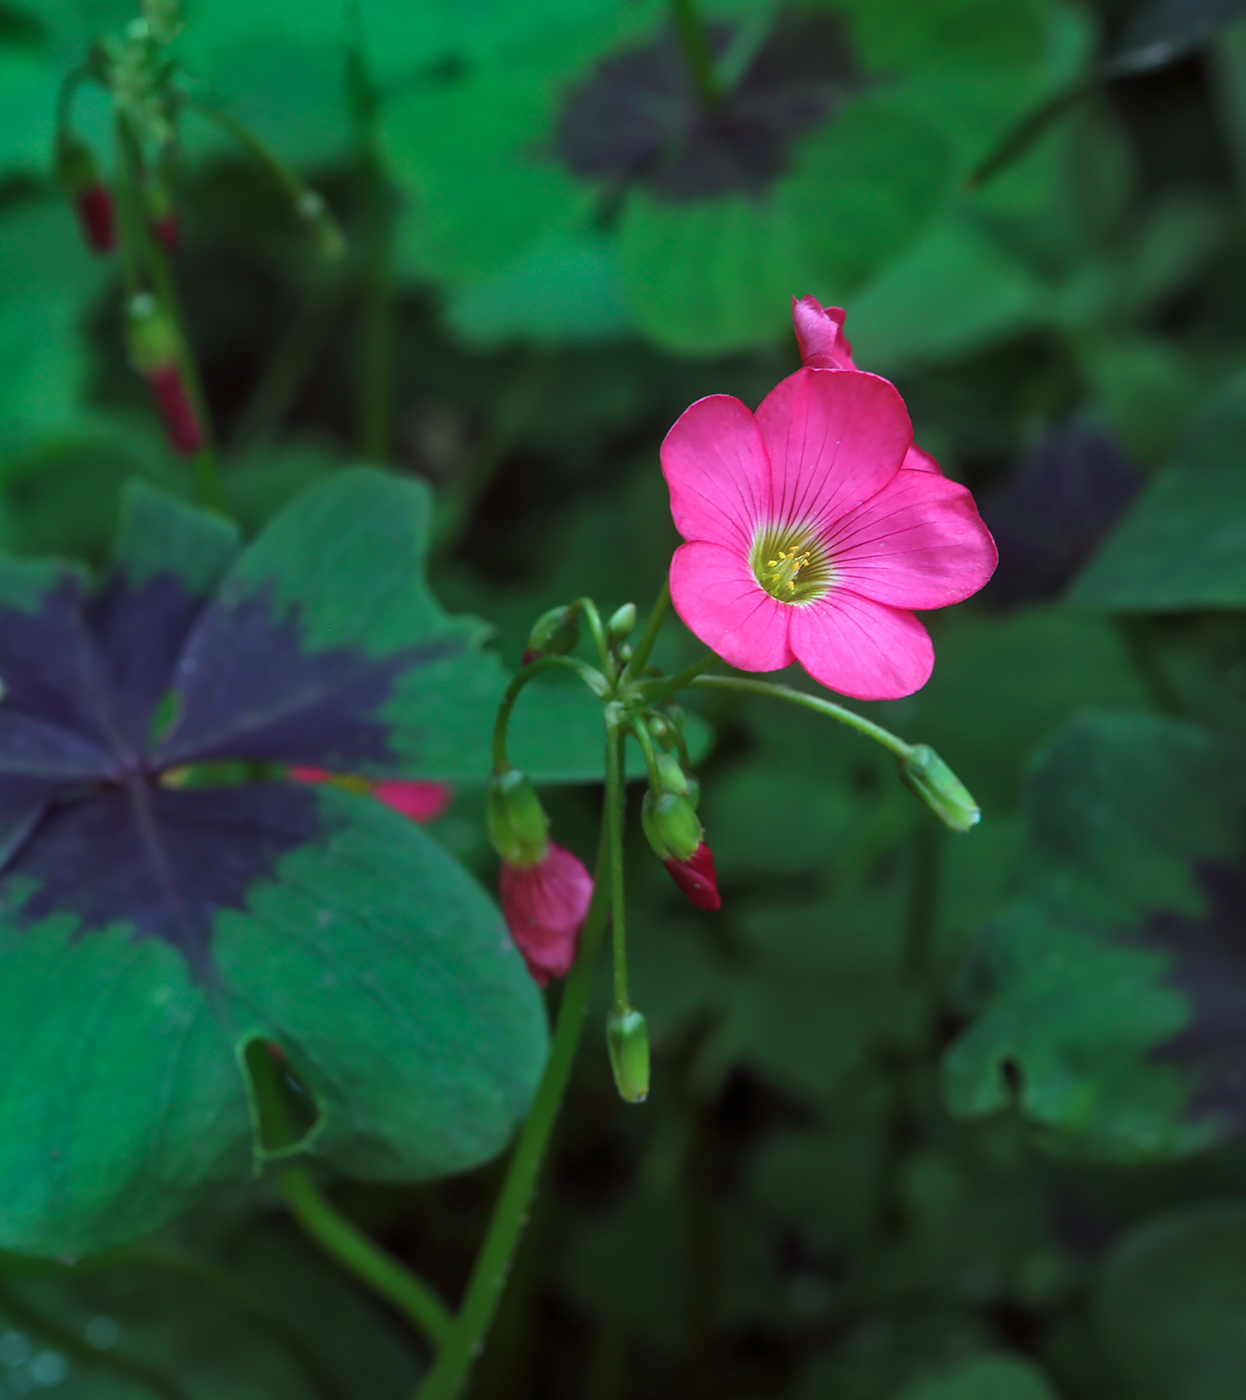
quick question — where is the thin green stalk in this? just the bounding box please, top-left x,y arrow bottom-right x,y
669,0 -> 722,107
605,717 -> 630,1011
273,1165 -> 453,1350
689,675 -> 914,760
637,650 -> 720,705
413,794 -> 615,1400
110,111 -> 145,297
622,580 -> 670,682
576,597 -> 611,670
491,655 -> 606,771
0,1275 -> 187,1400
185,97 -> 306,204
626,715 -> 663,791
248,1043 -> 452,1351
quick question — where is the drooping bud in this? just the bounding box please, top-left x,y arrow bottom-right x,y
899,744 -> 980,832
655,752 -> 690,796
665,843 -> 720,910
792,295 -> 856,370
641,789 -> 702,863
125,294 -> 202,455
607,602 -> 636,644
56,132 -> 114,253
606,1006 -> 650,1103
145,179 -> 179,251
523,603 -> 581,666
500,843 -> 593,985
296,190 -> 346,262
486,768 -> 549,866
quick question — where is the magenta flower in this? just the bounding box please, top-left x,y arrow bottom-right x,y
289,767 -> 452,823
661,309 -> 997,701
499,843 -> 594,986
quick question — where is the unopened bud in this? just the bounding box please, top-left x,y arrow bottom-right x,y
663,842 -> 720,910
56,132 -> 114,253
641,789 -> 702,863
486,768 -> 549,866
145,180 -> 179,251
523,603 -> 581,666
900,745 -> 980,832
125,296 -> 201,454
296,190 -> 346,262
655,753 -> 690,796
607,603 -> 636,643
606,1006 -> 649,1103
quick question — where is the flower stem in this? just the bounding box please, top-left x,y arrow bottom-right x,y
669,0 -> 723,108
623,579 -> 670,682
273,1164 -> 453,1350
491,655 -> 607,772
605,716 -> 630,1012
412,781 -> 615,1400
688,675 -> 915,760
246,1041 -> 454,1351
636,650 -> 720,705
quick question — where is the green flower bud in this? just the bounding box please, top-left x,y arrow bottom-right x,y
606,1006 -> 649,1104
55,130 -> 98,194
124,294 -> 179,372
486,768 -> 549,866
900,745 -> 980,832
607,602 -> 636,643
641,789 -> 702,863
524,603 -> 581,664
655,752 -> 690,796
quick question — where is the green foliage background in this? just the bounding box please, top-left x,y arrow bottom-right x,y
3,0 -> 1246,1395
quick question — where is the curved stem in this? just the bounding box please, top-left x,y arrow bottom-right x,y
622,580 -> 670,683
273,1165 -> 453,1350
413,785 -> 615,1400
576,598 -> 611,671
688,675 -> 914,760
636,651 -> 720,705
491,655 -> 607,772
626,715 -> 663,791
605,719 -> 630,1012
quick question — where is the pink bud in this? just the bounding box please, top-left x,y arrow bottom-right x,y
151,211 -> 180,252
792,295 -> 856,370
75,185 -> 115,254
662,841 -> 720,911
144,362 -> 202,455
499,842 -> 593,985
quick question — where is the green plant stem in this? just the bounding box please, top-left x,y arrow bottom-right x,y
576,597 -> 611,670
605,716 -> 630,1011
491,655 -> 607,771
968,77 -> 1095,187
669,0 -> 722,107
626,715 -> 663,791
623,580 -> 670,682
637,651 -> 720,704
110,112 -> 145,297
689,675 -> 914,759
248,1042 -> 453,1351
413,779 -> 615,1400
0,1275 -> 188,1400
273,1165 -> 453,1350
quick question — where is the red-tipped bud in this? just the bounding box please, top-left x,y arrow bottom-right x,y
125,295 -> 202,455
523,603 -> 582,666
663,842 -> 720,911
145,363 -> 202,455
792,295 -> 856,370
641,789 -> 701,862
500,843 -> 593,985
56,132 -> 115,253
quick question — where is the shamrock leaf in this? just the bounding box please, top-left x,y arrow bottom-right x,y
0,469 -> 596,1257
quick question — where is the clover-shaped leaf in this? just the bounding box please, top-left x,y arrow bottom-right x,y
0,469 -> 581,1256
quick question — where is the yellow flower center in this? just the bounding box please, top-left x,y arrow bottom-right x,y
750,525 -> 834,604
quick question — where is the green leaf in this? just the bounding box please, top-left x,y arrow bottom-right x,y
943,712 -> 1244,1162
1070,369 -> 1246,609
889,1353 -> 1059,1400
1096,1200 -> 1246,1400
0,787 -> 547,1255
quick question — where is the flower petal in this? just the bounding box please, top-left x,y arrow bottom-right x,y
792,295 -> 856,369
789,592 -> 934,700
902,444 -> 941,473
826,472 -> 998,609
670,541 -> 793,672
756,369 -> 912,538
661,394 -> 772,550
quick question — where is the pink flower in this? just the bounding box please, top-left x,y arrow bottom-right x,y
663,842 -> 720,911
289,767 -> 452,823
661,319 -> 997,701
499,843 -> 593,986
